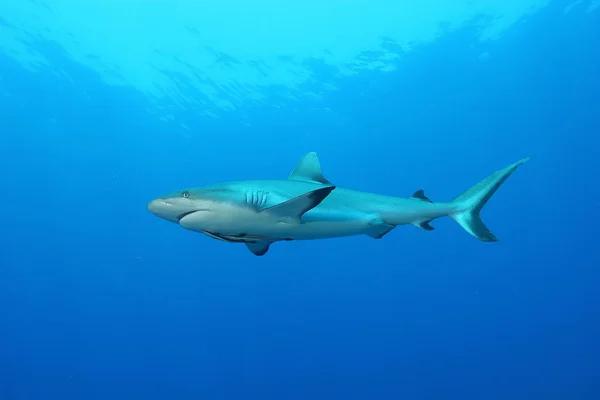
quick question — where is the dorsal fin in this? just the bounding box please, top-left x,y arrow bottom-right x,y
411,189 -> 432,203
288,152 -> 332,185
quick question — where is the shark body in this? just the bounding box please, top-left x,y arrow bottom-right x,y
148,152 -> 529,256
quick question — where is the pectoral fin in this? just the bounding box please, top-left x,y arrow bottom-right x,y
245,240 -> 273,256
262,186 -> 335,220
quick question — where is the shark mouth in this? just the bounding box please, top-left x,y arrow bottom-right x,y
202,231 -> 291,244
202,231 -> 259,244
176,211 -> 197,222
176,209 -> 209,222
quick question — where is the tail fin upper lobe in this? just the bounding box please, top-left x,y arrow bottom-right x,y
451,158 -> 530,242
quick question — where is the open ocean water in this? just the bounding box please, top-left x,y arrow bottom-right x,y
0,1 -> 599,399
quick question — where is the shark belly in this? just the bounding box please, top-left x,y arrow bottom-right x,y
286,219 -> 374,240
292,204 -> 394,240
178,203 -> 288,236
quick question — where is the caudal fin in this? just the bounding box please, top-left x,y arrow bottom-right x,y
450,158 -> 530,242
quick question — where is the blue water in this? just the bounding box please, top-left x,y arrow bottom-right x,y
1,1 -> 599,399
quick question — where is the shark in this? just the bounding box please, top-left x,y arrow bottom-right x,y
147,152 -> 529,256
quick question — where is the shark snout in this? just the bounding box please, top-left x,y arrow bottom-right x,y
147,199 -> 180,222
147,198 -> 168,213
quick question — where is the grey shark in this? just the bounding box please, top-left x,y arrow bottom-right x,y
148,152 -> 529,256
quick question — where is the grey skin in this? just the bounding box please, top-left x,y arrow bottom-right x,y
148,152 -> 529,256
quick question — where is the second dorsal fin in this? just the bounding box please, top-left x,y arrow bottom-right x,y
411,189 -> 432,203
288,152 -> 332,185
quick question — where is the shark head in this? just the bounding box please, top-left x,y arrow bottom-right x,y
148,176 -> 337,240
147,189 -> 215,224
146,153 -> 345,256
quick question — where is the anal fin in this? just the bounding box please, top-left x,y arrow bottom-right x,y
413,220 -> 435,231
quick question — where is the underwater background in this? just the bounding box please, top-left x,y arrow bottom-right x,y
1,0 -> 599,399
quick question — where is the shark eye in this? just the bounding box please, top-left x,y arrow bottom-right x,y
182,191 -> 190,198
